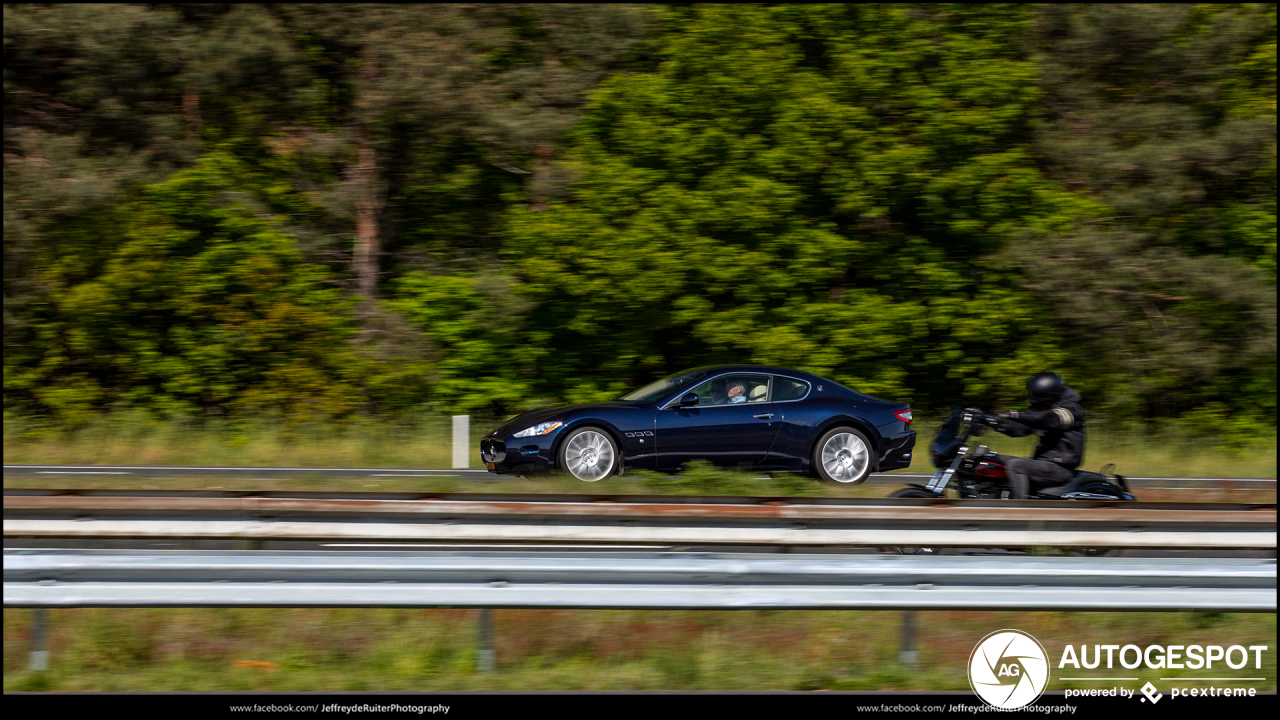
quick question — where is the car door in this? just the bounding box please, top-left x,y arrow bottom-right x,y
654,374 -> 780,468
759,375 -> 817,469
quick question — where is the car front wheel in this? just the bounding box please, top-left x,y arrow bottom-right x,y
558,426 -> 618,482
813,427 -> 873,484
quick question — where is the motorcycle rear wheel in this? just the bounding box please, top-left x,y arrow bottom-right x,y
888,487 -> 939,554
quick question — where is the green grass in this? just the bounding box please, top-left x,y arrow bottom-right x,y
2,413 -> 486,470
4,413 -> 1273,479
4,414 -> 1274,502
4,607 -> 1274,692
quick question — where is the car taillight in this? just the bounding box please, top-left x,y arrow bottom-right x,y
894,408 -> 912,424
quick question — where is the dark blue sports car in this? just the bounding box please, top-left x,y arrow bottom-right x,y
480,365 -> 916,484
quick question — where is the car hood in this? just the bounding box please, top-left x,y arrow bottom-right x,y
489,401 -> 642,437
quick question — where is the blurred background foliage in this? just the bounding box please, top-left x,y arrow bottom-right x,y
4,4 -> 1275,438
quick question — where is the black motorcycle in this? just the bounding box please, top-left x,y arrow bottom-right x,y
887,409 -> 1136,555
891,408 -> 1136,501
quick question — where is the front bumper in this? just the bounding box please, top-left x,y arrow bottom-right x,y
480,436 -> 554,474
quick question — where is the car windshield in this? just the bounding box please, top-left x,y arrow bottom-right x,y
618,370 -> 710,403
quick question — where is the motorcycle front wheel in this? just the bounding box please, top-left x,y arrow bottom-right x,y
1051,547 -> 1120,558
888,487 -> 940,555
889,488 -> 937,499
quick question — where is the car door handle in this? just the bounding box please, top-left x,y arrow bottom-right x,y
754,413 -> 774,419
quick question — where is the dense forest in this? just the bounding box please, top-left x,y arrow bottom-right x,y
4,4 -> 1275,434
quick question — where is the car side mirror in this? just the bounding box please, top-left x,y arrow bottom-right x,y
678,393 -> 699,408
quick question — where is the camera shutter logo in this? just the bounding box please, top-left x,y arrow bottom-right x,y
968,629 -> 1050,709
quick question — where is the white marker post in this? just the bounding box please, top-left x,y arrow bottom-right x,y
29,609 -> 48,671
477,608 -> 495,673
452,415 -> 470,469
899,610 -> 918,668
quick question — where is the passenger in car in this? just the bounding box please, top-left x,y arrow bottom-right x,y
727,381 -> 747,404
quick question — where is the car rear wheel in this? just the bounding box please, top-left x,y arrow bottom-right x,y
558,427 -> 617,482
813,427 -> 873,484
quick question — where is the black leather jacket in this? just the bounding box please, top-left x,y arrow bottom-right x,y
991,386 -> 1085,469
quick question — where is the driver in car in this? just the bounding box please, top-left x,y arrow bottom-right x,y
987,371 -> 1085,499
708,378 -> 729,405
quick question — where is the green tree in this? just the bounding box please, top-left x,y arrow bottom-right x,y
1025,4 -> 1277,419
5,5 -> 188,347
5,4 -> 655,419
4,152 -> 363,423
270,4 -> 652,305
507,4 -> 1088,409
1033,4 -> 1276,274
269,4 -> 653,412
4,4 -> 1274,427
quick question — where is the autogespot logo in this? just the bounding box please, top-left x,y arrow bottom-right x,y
969,629 -> 1051,709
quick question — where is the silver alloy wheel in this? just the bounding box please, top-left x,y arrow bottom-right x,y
820,431 -> 869,483
563,429 -> 615,482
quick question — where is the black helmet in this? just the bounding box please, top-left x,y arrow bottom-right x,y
1027,371 -> 1064,409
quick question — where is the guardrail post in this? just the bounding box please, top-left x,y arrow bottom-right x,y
29,608 -> 49,671
453,415 -> 470,469
477,608 -> 495,673
899,610 -> 918,668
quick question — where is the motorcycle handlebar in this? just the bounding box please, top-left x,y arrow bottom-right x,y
963,408 -> 999,427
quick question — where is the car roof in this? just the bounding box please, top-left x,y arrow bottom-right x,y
674,365 -> 881,399
677,365 -> 823,381
647,365 -> 897,404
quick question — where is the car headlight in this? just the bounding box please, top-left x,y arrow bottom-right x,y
513,420 -> 563,438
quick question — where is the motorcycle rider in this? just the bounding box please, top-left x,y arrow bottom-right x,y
985,371 -> 1085,499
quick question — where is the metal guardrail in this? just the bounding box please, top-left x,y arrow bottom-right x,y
6,491 -> 1275,549
4,550 -> 1275,612
8,519 -> 1274,549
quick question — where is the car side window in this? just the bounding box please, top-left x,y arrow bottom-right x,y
773,376 -> 810,401
685,374 -> 771,406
